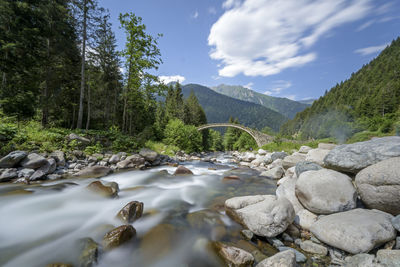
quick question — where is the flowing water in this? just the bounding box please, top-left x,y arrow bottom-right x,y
0,153 -> 277,267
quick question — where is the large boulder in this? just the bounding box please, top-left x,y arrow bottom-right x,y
310,208 -> 396,254
376,249 -> 400,267
256,250 -> 295,267
108,154 -> 120,164
116,154 -> 145,169
0,151 -> 27,168
282,153 -> 306,169
295,161 -> 322,177
20,153 -> 47,169
295,169 -> 356,214
0,168 -> 18,182
298,146 -> 312,154
68,133 -> 90,144
102,225 -> 136,250
324,136 -> 400,174
213,242 -> 254,267
260,166 -> 284,179
271,151 -> 288,161
174,165 -> 193,175
225,195 -> 295,237
139,148 -> 158,162
305,148 -> 330,166
74,166 -> 111,178
49,151 -> 65,166
355,157 -> 400,215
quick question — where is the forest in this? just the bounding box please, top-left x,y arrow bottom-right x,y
0,0 -> 258,155
280,37 -> 400,142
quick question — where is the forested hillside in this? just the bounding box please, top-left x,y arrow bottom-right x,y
211,84 -> 310,119
280,37 -> 400,141
182,84 -> 288,131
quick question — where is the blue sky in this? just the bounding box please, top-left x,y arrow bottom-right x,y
99,0 -> 400,101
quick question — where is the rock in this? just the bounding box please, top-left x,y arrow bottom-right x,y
108,154 -> 120,164
241,230 -> 254,240
87,156 -> 97,163
140,224 -> 177,262
324,136 -> 400,173
271,151 -> 288,161
86,181 -> 118,198
20,153 -> 47,169
396,237 -> 400,250
258,149 -> 267,155
376,249 -> 400,267
74,166 -> 111,178
266,238 -> 284,248
285,166 -> 296,178
277,247 -> 306,263
256,250 -> 296,267
47,174 -> 62,180
68,133 -> 90,144
298,146 -> 312,154
285,224 -> 300,238
299,240 -> 328,256
38,158 -> 57,174
310,208 -> 396,254
355,157 -> 400,215
282,153 -> 306,169
78,237 -> 99,267
282,233 -> 293,242
46,264 -> 73,267
102,225 -> 136,250
30,170 -> 47,181
305,148 -> 330,166
187,209 -> 226,239
276,177 -> 303,213
318,143 -> 336,150
139,148 -> 158,162
294,209 -> 317,230
0,151 -> 27,168
344,254 -> 377,267
295,169 -> 356,214
242,152 -> 257,162
260,166 -> 284,179
116,154 -> 145,169
49,151 -> 65,166
174,165 -> 193,175
295,161 -> 322,178
0,168 -> 18,182
225,195 -> 295,237
18,168 -> 35,178
117,201 -> 143,223
213,242 -> 254,267
392,215 -> 400,232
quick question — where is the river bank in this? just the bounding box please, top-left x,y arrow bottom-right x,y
1,136 -> 400,266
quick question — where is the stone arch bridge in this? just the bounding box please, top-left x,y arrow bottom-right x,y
197,123 -> 273,147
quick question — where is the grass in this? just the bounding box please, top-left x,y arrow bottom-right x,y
145,140 -> 180,157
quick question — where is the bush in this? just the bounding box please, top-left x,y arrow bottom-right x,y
233,132 -> 257,151
163,119 -> 202,153
145,140 -> 179,156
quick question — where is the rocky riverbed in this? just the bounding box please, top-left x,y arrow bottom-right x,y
0,136 -> 400,266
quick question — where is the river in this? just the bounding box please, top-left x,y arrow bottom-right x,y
0,152 -> 277,267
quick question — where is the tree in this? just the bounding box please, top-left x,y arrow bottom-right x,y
163,118 -> 202,153
119,12 -> 162,134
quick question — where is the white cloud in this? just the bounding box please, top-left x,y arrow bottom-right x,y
354,43 -> 388,56
159,75 -> 186,84
209,0 -> 376,77
244,82 -> 253,89
119,67 -> 125,74
192,11 -> 199,19
356,20 -> 375,31
208,7 -> 217,15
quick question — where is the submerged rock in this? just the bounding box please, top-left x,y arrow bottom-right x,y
225,195 -> 295,237
78,237 -> 99,267
0,151 -> 27,168
74,166 -> 111,178
213,242 -> 254,267
324,136 -> 400,173
355,157 -> 400,215
173,165 -> 193,175
86,181 -> 118,198
256,250 -> 296,267
310,208 -> 396,254
102,225 -> 136,250
117,201 -> 143,223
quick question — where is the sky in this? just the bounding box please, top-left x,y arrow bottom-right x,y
98,0 -> 400,101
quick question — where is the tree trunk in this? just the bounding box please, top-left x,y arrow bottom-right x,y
42,38 -> 50,128
77,0 -> 87,129
86,73 -> 91,130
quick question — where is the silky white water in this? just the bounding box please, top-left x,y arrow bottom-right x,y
0,155 -> 276,267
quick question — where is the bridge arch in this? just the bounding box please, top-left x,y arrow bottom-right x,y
197,123 -> 273,147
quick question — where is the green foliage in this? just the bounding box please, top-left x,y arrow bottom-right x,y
233,132 -> 257,151
145,140 -> 179,157
84,142 -> 104,155
163,119 -> 203,153
345,131 -> 391,144
207,129 -> 224,151
281,37 -> 400,141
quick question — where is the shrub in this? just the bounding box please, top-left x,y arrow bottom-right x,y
163,119 -> 202,153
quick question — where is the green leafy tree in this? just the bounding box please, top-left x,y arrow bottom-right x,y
163,119 -> 202,153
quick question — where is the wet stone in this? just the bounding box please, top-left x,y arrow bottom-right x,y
117,201 -> 143,223
174,165 -> 193,175
86,181 -> 118,198
102,225 -> 136,250
78,237 -> 99,267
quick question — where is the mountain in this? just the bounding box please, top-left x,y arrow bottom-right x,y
280,37 -> 400,141
298,99 -> 316,105
211,84 -> 310,119
181,84 -> 288,131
